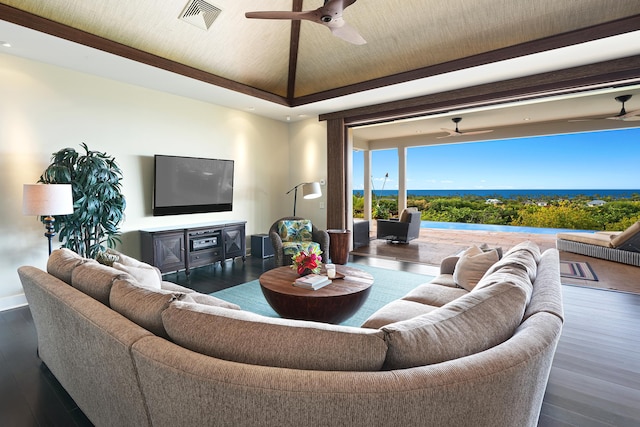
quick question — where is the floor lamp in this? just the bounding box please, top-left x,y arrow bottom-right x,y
23,184 -> 74,255
286,182 -> 322,216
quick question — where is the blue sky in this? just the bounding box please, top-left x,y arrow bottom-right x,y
353,128 -> 640,190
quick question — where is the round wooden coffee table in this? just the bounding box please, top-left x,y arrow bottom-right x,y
259,265 -> 374,324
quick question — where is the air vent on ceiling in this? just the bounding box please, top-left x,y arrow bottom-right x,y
179,0 -> 221,30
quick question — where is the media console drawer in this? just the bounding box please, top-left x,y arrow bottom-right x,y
189,248 -> 222,267
140,221 -> 246,276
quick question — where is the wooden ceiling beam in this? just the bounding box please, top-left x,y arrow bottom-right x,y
286,0 -> 303,102
295,14 -> 640,107
319,55 -> 640,125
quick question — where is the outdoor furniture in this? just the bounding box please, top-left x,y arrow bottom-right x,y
353,219 -> 370,249
556,221 -> 640,267
376,208 -> 421,243
269,217 -> 330,267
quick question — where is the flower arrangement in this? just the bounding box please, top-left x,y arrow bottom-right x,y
291,246 -> 323,275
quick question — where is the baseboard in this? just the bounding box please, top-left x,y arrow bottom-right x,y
0,293 -> 28,312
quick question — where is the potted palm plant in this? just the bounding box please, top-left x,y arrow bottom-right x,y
38,143 -> 126,258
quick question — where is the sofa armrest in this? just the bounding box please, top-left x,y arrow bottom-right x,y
439,256 -> 459,275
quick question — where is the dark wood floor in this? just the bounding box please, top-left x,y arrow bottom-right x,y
2,254 -> 639,426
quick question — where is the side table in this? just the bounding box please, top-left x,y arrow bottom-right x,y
327,229 -> 352,265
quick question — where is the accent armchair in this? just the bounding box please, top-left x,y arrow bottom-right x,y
269,217 -> 330,267
376,208 -> 421,243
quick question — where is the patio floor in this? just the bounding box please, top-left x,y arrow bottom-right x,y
351,225 -> 640,294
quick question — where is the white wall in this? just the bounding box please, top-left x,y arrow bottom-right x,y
0,53 -> 327,310
287,119 -> 328,229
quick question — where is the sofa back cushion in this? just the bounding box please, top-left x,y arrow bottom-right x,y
71,262 -> 133,306
381,280 -> 528,370
162,301 -> 388,371
110,278 -> 189,338
47,248 -> 92,284
483,240 -> 540,284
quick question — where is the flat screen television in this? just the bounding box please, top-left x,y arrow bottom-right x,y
153,154 -> 234,216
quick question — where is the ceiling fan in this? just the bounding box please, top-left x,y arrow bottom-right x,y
437,117 -> 494,139
245,0 -> 366,45
570,95 -> 640,122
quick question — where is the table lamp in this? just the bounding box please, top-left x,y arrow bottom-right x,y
23,184 -> 74,255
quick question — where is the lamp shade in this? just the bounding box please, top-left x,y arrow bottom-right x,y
302,182 -> 322,199
23,184 -> 74,216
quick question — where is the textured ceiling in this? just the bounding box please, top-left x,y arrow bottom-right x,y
2,0 -> 640,142
3,0 -> 640,100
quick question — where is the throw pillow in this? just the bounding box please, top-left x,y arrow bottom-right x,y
112,262 -> 162,289
399,207 -> 418,223
453,245 -> 499,291
95,250 -> 119,266
182,292 -> 241,310
278,220 -> 313,242
611,220 -> 640,248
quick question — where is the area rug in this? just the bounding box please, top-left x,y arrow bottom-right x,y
211,263 -> 434,327
560,261 -> 598,281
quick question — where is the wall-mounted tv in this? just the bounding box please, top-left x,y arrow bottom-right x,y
153,154 -> 234,216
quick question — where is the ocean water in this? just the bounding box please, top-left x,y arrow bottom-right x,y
355,189 -> 640,199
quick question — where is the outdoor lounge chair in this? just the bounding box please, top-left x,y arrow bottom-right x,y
376,208 -> 421,243
556,221 -> 640,267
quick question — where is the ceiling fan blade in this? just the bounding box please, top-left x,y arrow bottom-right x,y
247,0 -> 364,44
245,11 -> 316,21
607,109 -> 640,121
462,130 -> 494,135
437,128 -> 459,139
437,128 -> 493,138
326,19 -> 366,44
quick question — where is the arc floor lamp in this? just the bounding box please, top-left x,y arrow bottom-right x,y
23,184 -> 74,255
286,182 -> 322,216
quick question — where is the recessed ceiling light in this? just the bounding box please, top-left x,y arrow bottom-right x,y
1,41 -> 11,48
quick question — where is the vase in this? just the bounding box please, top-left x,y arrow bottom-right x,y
299,268 -> 314,276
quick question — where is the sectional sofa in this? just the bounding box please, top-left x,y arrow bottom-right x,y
18,242 -> 563,427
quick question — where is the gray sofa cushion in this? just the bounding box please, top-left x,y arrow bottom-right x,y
162,301 -> 388,371
361,299 -> 439,329
382,280 -> 528,370
484,241 -> 539,284
71,262 -> 133,306
182,292 -> 241,310
401,283 -> 468,306
47,248 -> 93,284
110,278 -> 188,338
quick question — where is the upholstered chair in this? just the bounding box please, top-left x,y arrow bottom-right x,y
269,217 -> 330,267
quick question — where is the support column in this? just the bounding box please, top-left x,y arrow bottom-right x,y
364,150 -> 372,222
398,146 -> 407,212
326,117 -> 347,230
